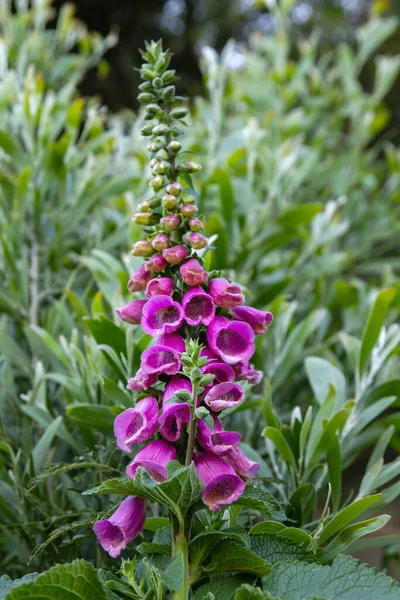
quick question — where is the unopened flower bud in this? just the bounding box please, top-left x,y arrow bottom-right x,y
147,196 -> 162,209
171,107 -> 189,119
145,253 -> 167,274
141,123 -> 154,136
187,232 -> 208,249
168,140 -> 182,153
162,86 -> 175,101
116,299 -> 147,325
178,161 -> 201,173
156,149 -> 168,160
149,159 -> 157,169
152,124 -> 169,136
138,92 -> 156,104
145,103 -> 160,115
131,240 -> 154,257
166,182 -> 182,196
148,139 -> 165,153
180,258 -> 207,287
153,76 -> 163,88
152,232 -> 169,251
162,244 -> 189,265
132,212 -> 156,226
138,81 -> 152,92
162,70 -> 175,84
160,215 -> 180,231
141,69 -> 154,81
162,194 -> 178,210
128,265 -> 152,292
180,204 -> 198,217
150,176 -> 164,191
152,161 -> 169,175
188,218 -> 204,231
137,201 -> 150,212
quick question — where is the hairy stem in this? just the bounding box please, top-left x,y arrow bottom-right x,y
185,382 -> 198,466
171,526 -> 189,600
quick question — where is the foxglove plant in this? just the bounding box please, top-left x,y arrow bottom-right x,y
92,41 -> 272,597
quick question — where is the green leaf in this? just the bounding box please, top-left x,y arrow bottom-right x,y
201,541 -> 271,579
235,584 -> 280,600
359,288 -> 396,376
264,554 -> 400,599
305,357 -> 346,409
31,416 -> 63,473
66,404 -> 116,433
161,554 -> 184,591
85,316 -> 127,358
234,486 -> 286,521
249,522 -> 287,535
263,427 -> 297,471
0,574 -> 39,600
193,576 -> 253,600
190,527 -> 249,569
4,559 -> 116,599
137,542 -> 171,556
326,434 -> 342,512
305,385 -> 336,467
318,494 -> 382,543
144,517 -> 170,532
249,533 -> 315,565
277,204 -> 323,228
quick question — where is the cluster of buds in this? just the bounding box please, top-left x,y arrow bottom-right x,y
94,41 -> 273,559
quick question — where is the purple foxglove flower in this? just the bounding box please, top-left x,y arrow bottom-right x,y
180,258 -> 207,287
197,415 -> 241,455
200,346 -> 219,362
145,277 -> 174,298
141,344 -> 181,375
152,232 -> 169,251
128,265 -> 153,292
194,452 -> 245,512
233,361 -> 263,385
180,204 -> 198,217
209,278 -> 244,308
230,306 -> 273,335
116,299 -> 147,324
141,295 -> 184,336
187,232 -> 208,249
159,376 -> 191,442
93,496 -> 146,558
127,368 -> 157,391
225,447 -> 260,481
160,215 -> 180,231
188,217 -> 204,232
162,244 -> 189,265
114,396 -> 159,452
206,316 -> 255,365
201,362 -> 235,385
126,440 -> 176,482
182,287 -> 215,326
131,240 -> 154,257
145,253 -> 167,274
158,333 -> 185,353
204,382 -> 245,412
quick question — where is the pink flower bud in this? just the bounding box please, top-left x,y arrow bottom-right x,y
116,299 -> 147,324
162,244 -> 189,265
128,265 -> 152,292
160,215 -> 180,231
179,258 -> 207,287
180,204 -> 198,217
131,240 -> 154,257
166,182 -> 182,196
209,278 -> 244,308
127,368 -> 157,391
145,253 -> 167,274
145,277 -> 174,298
152,233 -> 169,251
188,218 -> 204,231
187,232 -> 208,249
229,306 -> 273,335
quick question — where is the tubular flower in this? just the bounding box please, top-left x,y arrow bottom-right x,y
179,258 -> 208,286
128,265 -> 152,292
182,287 -> 215,326
151,232 -> 169,251
194,452 -> 245,512
230,306 -> 273,335
209,278 -> 244,308
206,316 -> 255,365
145,277 -> 174,298
159,376 -> 192,442
141,344 -> 181,375
126,440 -> 177,482
116,299 -> 147,324
114,396 -> 159,451
93,496 -> 146,558
197,415 -> 241,456
204,382 -> 245,412
225,447 -> 261,481
145,253 -> 167,274
127,368 -> 158,391
141,295 -> 184,336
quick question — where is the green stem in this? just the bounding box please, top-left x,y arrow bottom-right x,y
171,519 -> 189,600
185,382 -> 198,467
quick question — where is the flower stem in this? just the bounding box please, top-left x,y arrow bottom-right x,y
171,520 -> 189,600
185,382 -> 198,466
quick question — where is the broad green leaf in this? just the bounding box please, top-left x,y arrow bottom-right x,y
249,522 -> 287,535
264,554 -> 400,599
326,434 -> 342,511
234,486 -> 286,521
193,576 -> 253,600
318,494 -> 382,543
200,541 -> 271,579
144,517 -> 170,532
305,357 -> 346,409
161,554 -> 184,591
249,533 -> 315,565
263,427 -> 297,471
136,542 -> 171,556
0,573 -> 38,600
277,204 -> 323,228
190,527 -> 249,569
235,585 -> 280,599
359,288 -> 396,376
66,404 -> 117,433
305,405 -> 352,474
277,528 -> 313,546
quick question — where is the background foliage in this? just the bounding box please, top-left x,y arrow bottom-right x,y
0,0 -> 400,594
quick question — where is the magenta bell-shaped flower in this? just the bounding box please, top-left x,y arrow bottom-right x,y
230,306 -> 273,335
128,265 -> 153,292
141,344 -> 181,376
126,440 -> 177,482
201,362 -> 235,385
113,396 -> 159,452
233,361 -> 263,385
93,496 -> 146,558
209,278 -> 244,309
145,253 -> 167,274
145,277 -> 174,298
180,258 -> 208,287
159,375 -> 191,442
158,333 -> 186,353
182,287 -> 215,326
226,447 -> 261,482
127,368 -> 157,391
200,346 -> 219,362
141,295 -> 184,336
116,299 -> 147,324
194,452 -> 245,512
197,415 -> 241,455
204,382 -> 245,412
207,316 -> 255,365
162,244 -> 189,265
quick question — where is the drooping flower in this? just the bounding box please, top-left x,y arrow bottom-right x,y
158,333 -> 186,353
197,415 -> 240,456
93,496 -> 146,558
145,277 -> 174,298
141,295 -> 184,336
152,232 -> 169,251
200,346 -> 219,362
162,244 -> 189,265
225,447 -> 261,481
233,361 -> 263,385
127,368 -> 157,391
204,382 -> 245,412
180,258 -> 208,287
201,362 -> 235,385
209,278 -> 244,309
126,440 -> 176,482
114,396 -> 159,452
159,376 -> 191,442
141,344 -> 181,376
128,265 -> 152,292
182,287 -> 215,326
145,253 -> 167,274
186,232 -> 208,249
230,306 -> 273,335
116,299 -> 147,324
194,452 -> 245,511
206,316 -> 255,365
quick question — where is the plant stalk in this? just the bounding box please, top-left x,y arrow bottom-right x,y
185,382 -> 198,467
171,520 -> 189,600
